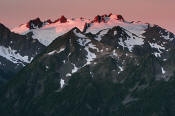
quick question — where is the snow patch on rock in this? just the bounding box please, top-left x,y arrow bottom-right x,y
118,66 -> 124,74
114,31 -> 117,36
0,46 -> 32,65
149,43 -> 165,57
77,38 -> 91,46
149,43 -> 165,52
60,79 -> 65,88
118,32 -> 144,52
66,73 -> 72,77
112,50 -> 118,57
72,64 -> 79,73
48,47 -> 65,55
85,46 -> 97,65
122,94 -> 138,105
161,67 -> 166,74
94,29 -> 109,41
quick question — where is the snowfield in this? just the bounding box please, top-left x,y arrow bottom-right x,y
12,14 -> 149,46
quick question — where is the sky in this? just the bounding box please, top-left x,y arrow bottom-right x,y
0,0 -> 174,33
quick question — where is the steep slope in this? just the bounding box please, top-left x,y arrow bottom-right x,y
0,23 -> 46,85
0,24 -> 175,116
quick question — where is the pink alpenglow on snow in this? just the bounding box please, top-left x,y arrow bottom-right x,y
0,0 -> 174,33
11,14 -> 149,46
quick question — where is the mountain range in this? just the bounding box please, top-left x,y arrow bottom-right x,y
0,13 -> 175,116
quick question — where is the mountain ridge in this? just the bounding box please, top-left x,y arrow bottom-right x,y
0,13 -> 175,116
0,23 -> 46,86
11,14 -> 151,46
1,19 -> 175,115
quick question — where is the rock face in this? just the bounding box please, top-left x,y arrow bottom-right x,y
92,14 -> 124,23
117,15 -> 124,21
53,15 -> 68,23
83,23 -> 91,32
0,23 -> 46,85
60,15 -> 67,23
93,15 -> 103,23
45,19 -> 52,24
26,18 -> 43,29
0,22 -> 175,116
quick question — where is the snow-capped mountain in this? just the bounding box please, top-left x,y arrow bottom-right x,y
0,13 -> 175,116
0,23 -> 46,85
12,14 -> 149,46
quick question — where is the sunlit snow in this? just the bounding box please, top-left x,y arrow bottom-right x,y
12,14 -> 148,46
12,18 -> 89,46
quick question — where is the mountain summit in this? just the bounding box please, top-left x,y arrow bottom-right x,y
0,13 -> 175,116
11,14 -> 149,46
0,23 -> 46,85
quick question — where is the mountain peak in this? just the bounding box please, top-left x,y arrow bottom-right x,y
60,15 -> 67,23
71,27 -> 81,32
91,14 -> 125,23
109,14 -> 125,21
45,19 -> 53,24
1,12 -> 175,116
0,23 -> 10,33
64,27 -> 85,39
53,15 -> 67,23
11,13 -> 163,46
26,17 -> 43,29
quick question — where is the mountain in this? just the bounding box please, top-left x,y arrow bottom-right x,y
11,14 -> 148,46
0,12 -> 175,116
0,23 -> 46,86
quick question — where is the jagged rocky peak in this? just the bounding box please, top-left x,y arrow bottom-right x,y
60,15 -> 67,23
26,17 -> 43,29
116,15 -> 124,21
44,19 -> 53,24
92,13 -> 125,23
53,15 -> 68,23
92,14 -> 109,23
11,13 -> 133,36
83,23 -> 91,32
109,14 -> 125,21
80,17 -> 86,21
72,27 -> 81,33
93,15 -> 103,23
12,13 -> 175,48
